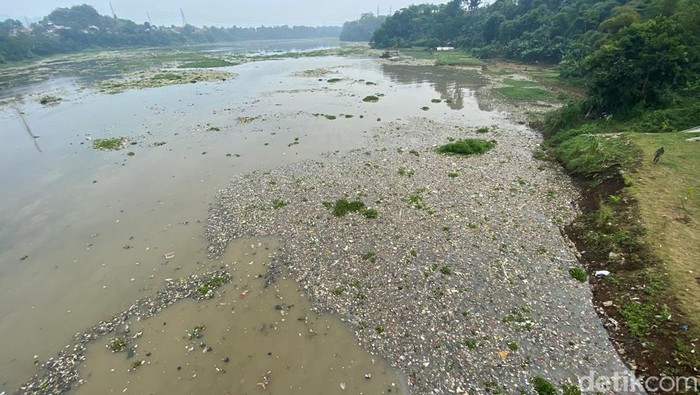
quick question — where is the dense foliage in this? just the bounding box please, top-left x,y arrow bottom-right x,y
0,5 -> 341,64
371,0 -> 700,112
340,13 -> 387,42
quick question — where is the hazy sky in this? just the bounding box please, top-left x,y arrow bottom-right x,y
1,0 -> 445,27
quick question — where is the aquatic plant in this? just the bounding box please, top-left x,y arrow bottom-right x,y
92,137 -> 126,151
435,139 -> 496,156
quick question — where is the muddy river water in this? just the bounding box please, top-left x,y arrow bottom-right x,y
0,44 -> 495,394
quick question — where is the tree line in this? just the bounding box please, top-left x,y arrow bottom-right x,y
0,5 -> 341,64
370,0 -> 700,112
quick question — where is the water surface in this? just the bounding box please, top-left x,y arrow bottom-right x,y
0,46 -> 492,393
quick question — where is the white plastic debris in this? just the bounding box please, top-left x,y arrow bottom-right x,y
595,270 -> 611,277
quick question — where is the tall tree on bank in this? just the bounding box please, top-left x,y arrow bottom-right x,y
340,13 -> 387,42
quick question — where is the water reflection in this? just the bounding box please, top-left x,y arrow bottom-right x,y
380,64 -> 490,111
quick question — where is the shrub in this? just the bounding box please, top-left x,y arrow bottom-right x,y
436,139 -> 496,156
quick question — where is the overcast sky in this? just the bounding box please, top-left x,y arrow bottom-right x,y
1,0 -> 445,27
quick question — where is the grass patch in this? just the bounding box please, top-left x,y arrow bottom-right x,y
363,95 -> 379,102
435,51 -> 485,66
626,132 -> 700,328
495,77 -> 555,101
569,267 -> 587,282
178,59 -> 235,68
326,199 -> 377,219
92,137 -> 126,150
327,78 -> 342,83
397,166 -> 414,177
361,251 -> 377,263
556,134 -> 641,177
431,99 -> 442,103
620,301 -> 654,338
496,85 -> 555,101
109,337 -> 127,352
331,286 -> 346,296
436,139 -> 496,156
271,199 -> 286,209
406,188 -> 426,209
532,376 -> 557,395
421,106 -> 429,111
197,275 -> 230,297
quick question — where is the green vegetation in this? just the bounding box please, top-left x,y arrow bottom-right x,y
197,275 -> 230,297
502,307 -> 533,331
178,59 -> 235,68
361,251 -> 377,263
406,188 -> 426,209
398,166 -> 414,177
476,127 -> 489,134
92,137 -> 126,150
620,301 -> 654,338
130,360 -> 144,370
440,266 -> 452,275
532,376 -> 557,395
327,78 -> 342,83
326,199 -> 378,219
431,99 -> 442,103
271,199 -> 287,209
568,267 -> 587,282
0,5 -> 341,64
435,51 -> 485,66
506,341 -> 518,351
447,172 -> 458,178
562,383 -> 582,395
331,286 -> 346,296
436,139 -> 496,156
421,106 -> 429,111
109,337 -> 127,352
363,95 -> 380,102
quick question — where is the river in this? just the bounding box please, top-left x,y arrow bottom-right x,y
0,41 -> 493,394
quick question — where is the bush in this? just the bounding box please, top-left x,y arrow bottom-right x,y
436,139 -> 496,156
569,267 -> 587,282
532,376 -> 557,395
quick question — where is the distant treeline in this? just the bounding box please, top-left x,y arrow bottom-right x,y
0,5 -> 341,63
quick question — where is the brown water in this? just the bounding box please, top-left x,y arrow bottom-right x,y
0,51 -> 493,393
74,238 -> 403,395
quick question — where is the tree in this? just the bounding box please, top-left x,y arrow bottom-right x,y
584,17 -> 693,109
340,13 -> 387,42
